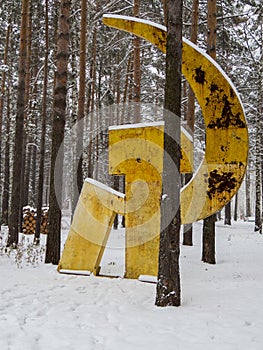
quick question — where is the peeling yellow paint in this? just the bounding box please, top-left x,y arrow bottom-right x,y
58,16 -> 248,279
58,122 -> 193,278
102,15 -> 249,223
109,123 -> 164,278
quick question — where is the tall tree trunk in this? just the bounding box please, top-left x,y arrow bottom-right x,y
224,201 -> 231,225
45,0 -> 70,264
21,1 -> 32,212
254,123 -> 261,232
35,0 -> 49,244
72,0 -> 86,214
122,53 -> 133,105
113,50 -> 121,230
162,0 -> 168,26
254,26 -> 262,232
1,83 -> 11,226
0,19 -> 11,214
202,214 -> 216,264
259,17 -> 263,233
183,0 -> 199,246
23,145 -> 32,207
30,143 -> 37,205
156,0 -> 182,307
245,168 -> 251,218
87,28 -> 97,179
234,192 -> 238,221
133,0 -> 141,122
8,0 -> 29,247
121,52 -> 133,126
202,0 -> 217,264
261,135 -> 263,233
207,0 -> 217,59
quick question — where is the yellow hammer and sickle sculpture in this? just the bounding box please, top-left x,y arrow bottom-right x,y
58,15 -> 248,279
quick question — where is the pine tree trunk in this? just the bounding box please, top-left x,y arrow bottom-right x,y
254,63 -> 263,232
122,53 -> 132,105
0,19 -> 11,214
261,141 -> 263,233
133,0 -> 141,122
30,143 -> 37,205
186,0 -> 199,131
254,131 -> 261,231
1,84 -> 11,226
20,1 -> 32,212
234,192 -> 238,221
72,0 -> 86,214
8,0 -> 29,247
224,202 -> 231,225
87,29 -> 97,179
183,173 -> 193,245
23,145 -> 32,206
162,0 -> 167,26
45,0 -> 70,264
260,11 -> 263,233
201,0 -> 217,263
35,0 -> 49,244
183,0 -> 199,246
156,0 -> 182,307
202,214 -> 216,264
245,169 -> 251,218
207,0 -> 217,59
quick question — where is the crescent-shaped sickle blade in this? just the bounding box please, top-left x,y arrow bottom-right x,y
103,14 -> 249,224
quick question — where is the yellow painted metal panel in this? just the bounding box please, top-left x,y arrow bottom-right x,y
58,180 -> 124,275
103,15 -> 249,224
58,16 -> 249,280
109,124 -> 163,278
108,122 -> 192,278
109,123 -> 193,175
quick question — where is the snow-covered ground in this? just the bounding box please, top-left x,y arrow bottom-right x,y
0,219 -> 262,350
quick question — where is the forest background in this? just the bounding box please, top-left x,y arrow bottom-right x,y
0,0 -> 262,265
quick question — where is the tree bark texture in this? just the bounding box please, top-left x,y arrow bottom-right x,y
162,0 -> 168,26
234,192 -> 238,221
201,0 -> 217,263
72,0 -> 86,214
86,29 -> 97,179
0,19 -> 11,211
224,201 -> 231,225
156,0 -> 182,307
1,84 -> 11,226
245,169 -> 251,218
183,0 -> 199,246
45,0 -> 70,264
183,173 -> 193,246
202,213 -> 216,264
258,21 -> 263,233
8,0 -> 29,246
35,0 -> 49,244
254,132 -> 261,231
261,13 -> 263,232
133,0 -> 141,122
20,2 -> 32,214
207,0 -> 217,60
23,145 -> 32,207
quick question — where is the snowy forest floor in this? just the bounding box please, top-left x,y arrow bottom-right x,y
0,218 -> 263,350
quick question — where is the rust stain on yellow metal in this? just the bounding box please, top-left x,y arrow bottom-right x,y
58,16 -> 248,279
109,123 -> 164,278
102,15 -> 249,223
59,123 -> 193,278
